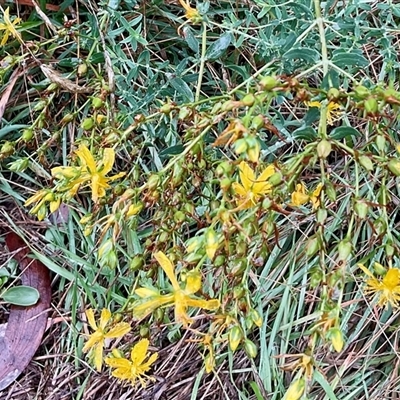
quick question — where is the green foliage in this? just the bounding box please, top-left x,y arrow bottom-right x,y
2,0 -> 400,398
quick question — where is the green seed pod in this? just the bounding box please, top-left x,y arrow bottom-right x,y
91,97 -> 104,109
230,259 -> 247,277
337,239 -> 352,261
324,180 -> 337,202
60,113 -> 75,124
354,85 -> 370,100
244,339 -> 258,358
310,269 -> 323,288
268,171 -> 282,186
259,76 -> 279,91
317,139 -> 332,159
234,138 -> 248,155
364,96 -> 378,114
306,236 -> 320,257
139,325 -> 150,338
160,103 -> 172,114
242,93 -> 255,107
81,117 -> 95,130
376,135 -> 386,152
327,88 -> 340,101
385,241 -> 395,258
216,161 -> 233,177
229,326 -> 243,352
46,83 -> 59,92
147,174 -> 160,190
233,285 -> 246,299
220,177 -> 232,191
174,211 -> 186,224
387,159 -> 400,176
0,141 -> 14,156
33,100 -> 47,112
328,327 -> 344,352
129,256 -> 144,271
21,129 -> 34,142
353,199 -> 369,219
251,115 -> 264,130
358,155 -> 373,171
262,197 -> 272,210
249,309 -> 263,327
213,254 -> 225,267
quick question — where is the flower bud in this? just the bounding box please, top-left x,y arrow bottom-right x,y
8,158 -> 29,172
358,155 -> 373,171
317,139 -> 332,159
77,63 -> 88,77
91,97 -> 104,109
130,256 -> 144,271
376,135 -> 386,152
81,117 -> 95,130
252,115 -> 264,130
0,141 -> 14,156
354,85 -> 370,99
285,378 -> 305,400
337,239 -> 352,261
244,339 -> 258,358
228,326 -> 242,352
160,103 -> 172,114
328,327 -> 344,352
364,96 -> 378,114
354,199 -> 369,219
242,93 -> 255,107
268,171 -> 282,186
306,236 -> 320,257
147,174 -> 160,190
21,128 -> 34,142
205,228 -> 219,259
259,76 -> 279,91
387,159 -> 400,176
327,88 -> 340,101
373,262 -> 386,275
249,309 -> 263,327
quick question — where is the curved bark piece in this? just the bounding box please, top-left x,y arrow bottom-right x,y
0,232 -> 51,390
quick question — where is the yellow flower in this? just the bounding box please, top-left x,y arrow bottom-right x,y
291,182 -> 323,210
0,7 -> 22,46
231,161 -> 275,209
131,251 -> 220,327
105,339 -> 158,388
358,264 -> 400,308
82,308 -> 131,372
178,0 -> 201,22
284,378 -> 305,400
306,100 -> 342,126
51,144 -> 125,203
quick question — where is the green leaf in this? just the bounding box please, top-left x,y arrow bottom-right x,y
169,77 -> 194,102
183,26 -> 199,54
283,47 -> 320,63
206,32 -> 232,61
292,126 -> 317,141
159,144 -> 184,157
329,126 -> 361,140
1,286 -> 40,306
332,50 -> 369,68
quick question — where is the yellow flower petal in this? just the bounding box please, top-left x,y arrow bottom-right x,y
93,342 -> 104,372
101,148 -> 115,175
135,287 -> 160,298
154,251 -> 180,290
131,338 -> 149,365
231,182 -> 247,198
86,308 -> 98,331
185,297 -> 220,310
76,144 -> 96,172
82,331 -> 103,353
131,294 -> 174,319
99,308 -> 111,330
104,322 -> 131,339
238,161 -> 255,191
184,270 -> 201,295
25,190 -> 47,206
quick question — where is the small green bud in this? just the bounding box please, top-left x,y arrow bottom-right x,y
387,159 -> 400,176
0,141 -> 14,156
306,236 -> 320,257
220,177 -> 232,191
216,161 -> 233,177
91,97 -> 104,109
317,139 -> 332,159
129,256 -> 144,271
81,117 -> 95,130
354,85 -> 370,100
337,239 -> 352,261
373,262 -> 387,275
174,211 -> 186,223
316,208 -> 327,224
324,180 -> 337,202
21,129 -> 34,142
327,88 -> 340,101
268,171 -> 282,186
259,76 -> 279,91
364,96 -> 378,114
244,339 -> 258,358
34,100 -> 48,111
160,103 -> 172,114
8,158 -> 29,172
234,138 -> 248,155
376,135 -> 386,152
60,113 -> 75,124
252,115 -> 264,130
229,326 -> 243,352
358,155 -> 373,171
353,199 -> 369,219
147,174 -> 160,190
242,93 -> 255,107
